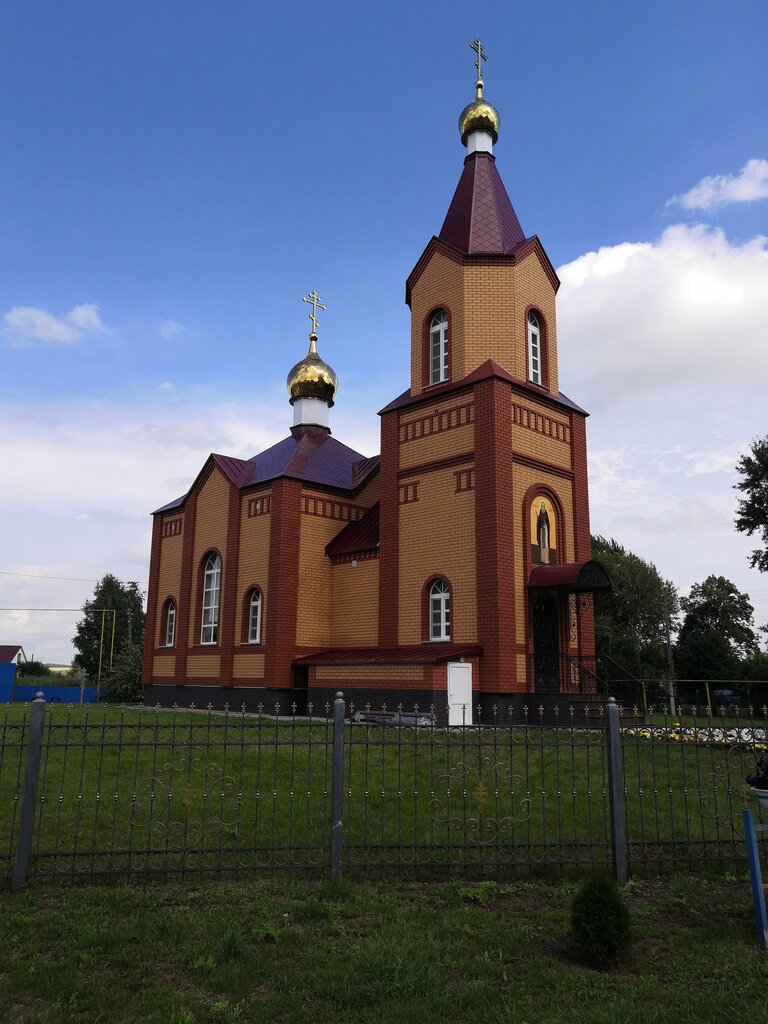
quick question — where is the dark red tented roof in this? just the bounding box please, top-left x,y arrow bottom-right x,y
326,502 -> 380,557
439,152 -> 526,254
528,560 -> 612,593
152,429 -> 380,515
293,644 -> 483,666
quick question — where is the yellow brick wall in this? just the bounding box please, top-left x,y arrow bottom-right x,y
233,652 -> 265,679
235,496 -> 271,643
315,665 -> 425,682
155,524 -> 183,646
410,248 -> 559,395
355,473 -> 380,507
295,502 -> 340,646
398,465 -> 477,644
511,399 -> 571,471
188,467 -> 231,645
186,654 -> 221,678
152,655 -> 176,677
512,464 -> 574,643
398,396 -> 475,470
330,559 -> 379,646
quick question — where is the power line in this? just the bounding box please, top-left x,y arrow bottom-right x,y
0,570 -> 98,583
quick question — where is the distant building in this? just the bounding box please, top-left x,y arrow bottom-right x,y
142,48 -> 611,721
0,645 -> 26,702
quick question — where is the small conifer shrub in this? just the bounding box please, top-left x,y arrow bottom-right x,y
571,870 -> 630,968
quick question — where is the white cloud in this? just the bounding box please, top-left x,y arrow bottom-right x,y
2,303 -> 106,347
159,319 -> 185,338
558,223 -> 768,404
667,158 -> 768,210
156,381 -> 175,392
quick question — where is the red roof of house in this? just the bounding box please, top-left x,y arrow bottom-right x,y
293,644 -> 483,666
0,645 -> 23,663
154,428 -> 380,515
439,153 -> 526,254
325,502 -> 379,557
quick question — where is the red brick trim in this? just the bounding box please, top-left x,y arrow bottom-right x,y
570,413 -> 595,659
174,491 -> 198,683
219,483 -> 242,684
142,514 -> 163,684
512,399 -> 569,445
264,478 -> 302,688
400,400 -> 474,443
301,495 -> 367,522
378,410 -> 399,645
513,453 -> 574,481
246,495 -> 271,517
329,550 -> 379,565
158,595 -> 177,648
473,378 -> 516,691
398,481 -> 420,504
161,517 -> 183,538
454,468 -> 475,493
398,452 -> 474,480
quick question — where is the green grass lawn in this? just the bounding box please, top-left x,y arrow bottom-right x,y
1,702 -> 766,885
0,874 -> 766,1023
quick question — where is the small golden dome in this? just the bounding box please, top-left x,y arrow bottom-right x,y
287,334 -> 338,407
459,81 -> 500,145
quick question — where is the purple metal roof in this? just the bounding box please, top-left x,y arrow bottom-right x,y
439,153 -> 525,254
152,428 -> 379,515
326,502 -> 379,557
379,360 -> 588,417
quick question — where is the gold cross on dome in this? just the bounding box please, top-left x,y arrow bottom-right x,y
301,289 -> 327,336
470,38 -> 487,81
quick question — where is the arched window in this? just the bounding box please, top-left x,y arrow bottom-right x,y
163,599 -> 176,647
527,312 -> 542,385
429,311 -> 449,385
429,579 -> 451,641
200,552 -> 221,644
247,588 -> 262,644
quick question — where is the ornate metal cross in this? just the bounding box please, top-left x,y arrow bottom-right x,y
470,38 -> 487,81
302,289 -> 327,335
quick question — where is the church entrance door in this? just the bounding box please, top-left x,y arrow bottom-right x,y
447,662 -> 473,725
531,591 -> 560,693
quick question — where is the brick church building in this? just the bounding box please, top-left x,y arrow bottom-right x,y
142,49 -> 611,721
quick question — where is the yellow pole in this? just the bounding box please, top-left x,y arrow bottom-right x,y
705,681 -> 712,711
97,608 -> 106,687
109,610 -> 117,670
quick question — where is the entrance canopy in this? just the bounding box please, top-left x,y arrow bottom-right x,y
527,560 -> 612,593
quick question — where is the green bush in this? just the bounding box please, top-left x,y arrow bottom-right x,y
571,871 -> 630,968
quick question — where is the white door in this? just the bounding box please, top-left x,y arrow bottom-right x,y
447,662 -> 473,726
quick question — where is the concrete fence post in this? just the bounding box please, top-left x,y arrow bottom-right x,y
330,691 -> 345,883
12,693 -> 46,893
605,696 -> 629,885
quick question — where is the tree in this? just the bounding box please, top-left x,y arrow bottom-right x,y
675,575 -> 759,680
735,435 -> 768,573
17,659 -> 52,678
72,575 -> 145,683
103,642 -> 144,703
591,536 -> 678,678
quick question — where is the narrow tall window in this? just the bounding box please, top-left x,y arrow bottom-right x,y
248,589 -> 262,644
200,553 -> 221,644
164,600 -> 176,647
429,579 -> 451,641
429,311 -> 449,385
527,312 -> 541,385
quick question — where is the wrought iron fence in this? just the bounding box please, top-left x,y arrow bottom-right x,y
1,694 -> 767,890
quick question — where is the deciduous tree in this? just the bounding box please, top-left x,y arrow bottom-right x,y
675,575 -> 759,680
735,435 -> 768,573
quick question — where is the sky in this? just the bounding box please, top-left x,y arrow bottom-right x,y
1,0 -> 767,663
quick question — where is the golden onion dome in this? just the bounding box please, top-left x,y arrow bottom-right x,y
287,334 -> 338,407
459,81 -> 500,145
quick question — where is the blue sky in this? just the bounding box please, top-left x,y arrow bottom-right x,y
2,0 -> 768,662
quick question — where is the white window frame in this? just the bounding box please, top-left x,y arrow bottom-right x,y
527,312 -> 542,385
200,553 -> 221,645
248,589 -> 262,644
164,600 -> 176,647
429,579 -> 451,641
429,311 -> 449,385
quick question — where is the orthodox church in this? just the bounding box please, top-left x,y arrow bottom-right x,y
142,44 -> 611,722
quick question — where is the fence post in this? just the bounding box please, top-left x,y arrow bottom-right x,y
605,696 -> 629,885
330,691 -> 345,883
12,693 -> 46,893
